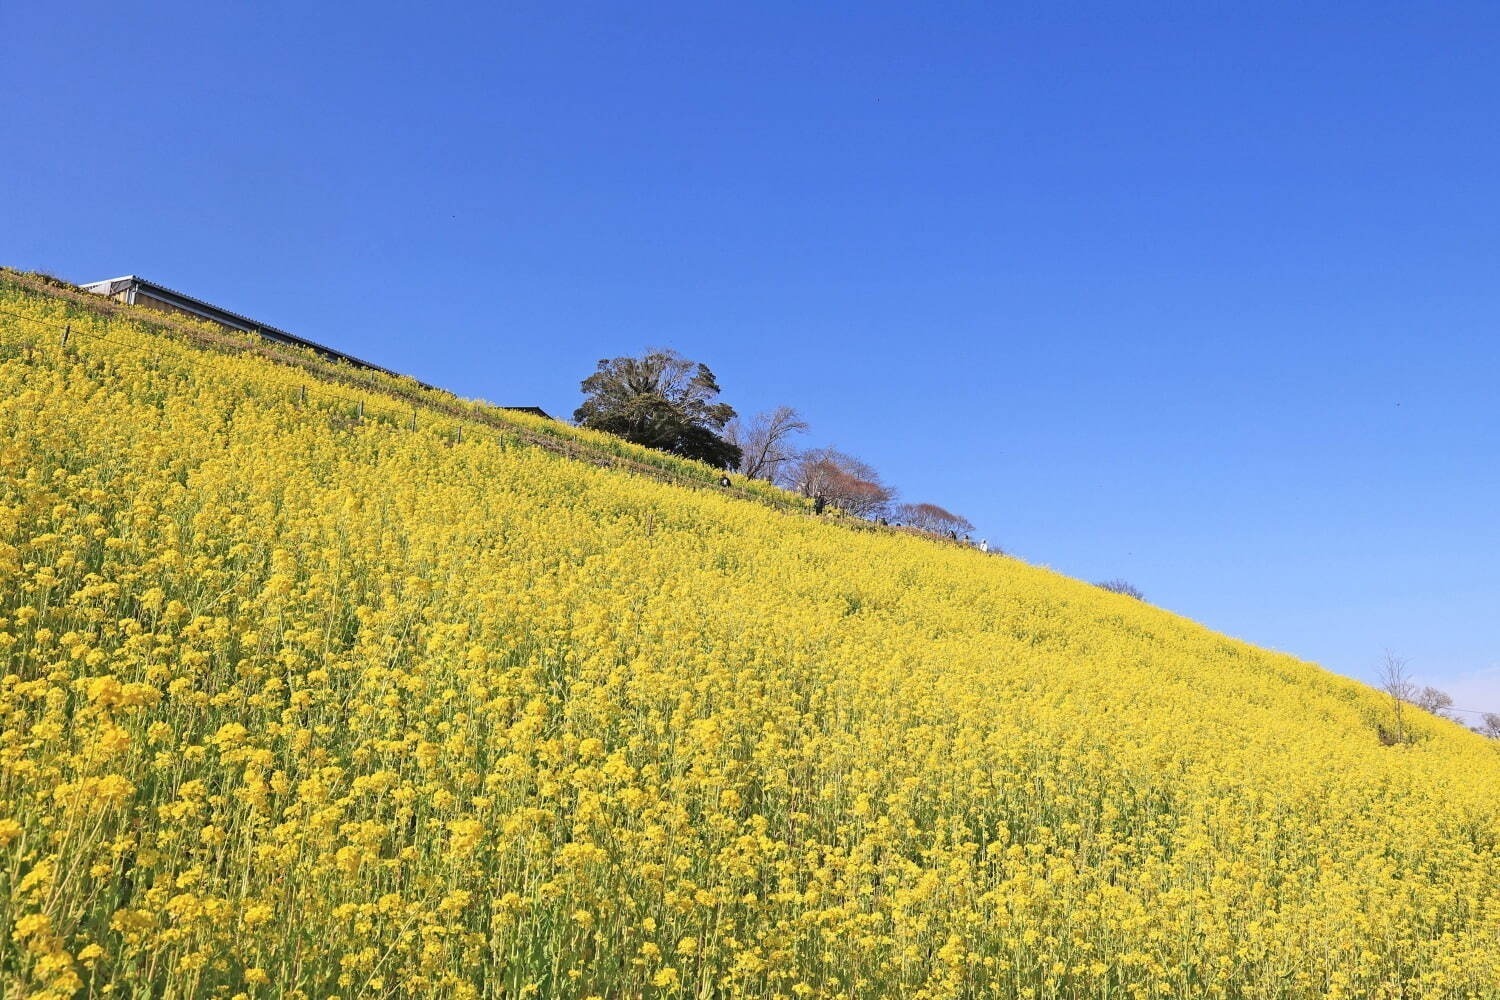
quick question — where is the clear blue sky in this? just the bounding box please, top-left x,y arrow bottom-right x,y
4,3 -> 1498,714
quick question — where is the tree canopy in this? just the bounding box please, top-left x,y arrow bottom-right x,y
725,406 -> 808,481
780,448 -> 896,520
574,350 -> 742,469
894,502 -> 974,536
1095,579 -> 1145,600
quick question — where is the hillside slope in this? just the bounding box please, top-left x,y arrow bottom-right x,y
1,281 -> 1497,999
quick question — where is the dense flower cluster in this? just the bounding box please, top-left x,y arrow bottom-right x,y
1,283 -> 1498,998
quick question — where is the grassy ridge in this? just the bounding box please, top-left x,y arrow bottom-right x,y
0,282 -> 1497,999
0,270 -> 813,516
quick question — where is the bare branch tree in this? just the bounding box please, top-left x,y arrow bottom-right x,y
1379,651 -> 1414,744
1478,713 -> 1500,739
1412,686 -> 1456,722
1095,579 -> 1145,600
724,406 -> 808,481
893,502 -> 974,537
779,447 -> 896,520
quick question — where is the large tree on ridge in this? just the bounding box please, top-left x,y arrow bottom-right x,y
574,350 -> 742,469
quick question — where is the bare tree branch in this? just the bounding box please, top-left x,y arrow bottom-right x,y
1094,579 -> 1145,600
893,502 -> 974,537
1379,651 -> 1413,744
725,406 -> 809,480
778,447 -> 896,520
1412,686 -> 1455,721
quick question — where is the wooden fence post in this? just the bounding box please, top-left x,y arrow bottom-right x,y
61,324 -> 70,347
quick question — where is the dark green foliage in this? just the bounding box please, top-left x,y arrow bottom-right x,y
574,350 -> 742,469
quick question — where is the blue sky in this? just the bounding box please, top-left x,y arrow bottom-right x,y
4,3 -> 1498,715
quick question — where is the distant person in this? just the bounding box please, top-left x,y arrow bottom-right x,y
813,493 -> 826,515
948,530 -> 957,540
979,539 -> 989,553
719,474 -> 731,488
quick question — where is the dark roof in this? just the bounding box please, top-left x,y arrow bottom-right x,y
79,275 -> 550,418
80,275 -> 411,380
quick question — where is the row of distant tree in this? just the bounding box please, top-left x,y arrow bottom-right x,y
577,354 -> 1489,730
1379,651 -> 1500,741
574,349 -> 977,537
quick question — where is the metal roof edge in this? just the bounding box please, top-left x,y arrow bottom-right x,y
84,274 -> 410,380
77,274 -> 549,416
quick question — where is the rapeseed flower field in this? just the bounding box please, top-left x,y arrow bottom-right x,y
1,278 -> 1497,999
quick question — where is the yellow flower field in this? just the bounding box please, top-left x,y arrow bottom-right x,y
1,279 -> 1497,999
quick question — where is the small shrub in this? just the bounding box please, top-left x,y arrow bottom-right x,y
1095,578 -> 1145,600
